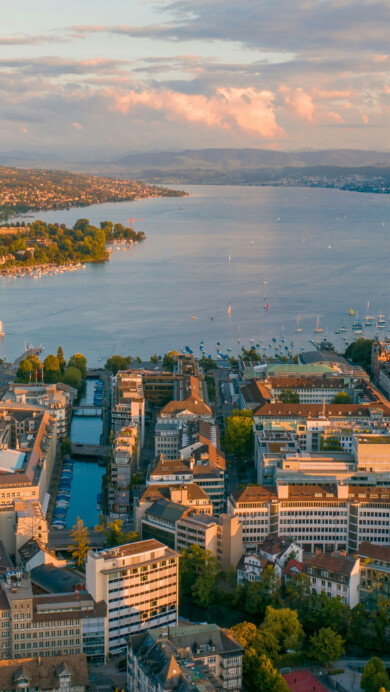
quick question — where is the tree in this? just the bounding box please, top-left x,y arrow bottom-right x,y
62,366 -> 82,389
67,352 -> 87,379
279,389 -> 300,403
331,391 -> 353,404
345,338 -> 374,374
180,545 -> 219,608
105,354 -> 132,375
309,627 -> 345,666
150,354 -> 159,365
230,622 -> 257,648
162,353 -> 176,371
361,657 -> 390,692
68,517 -> 90,569
57,346 -> 66,373
95,519 -> 139,547
61,437 -> 73,457
244,652 -> 289,692
199,356 -> 217,372
223,409 -> 254,459
44,354 -> 61,382
16,357 -> 33,382
261,606 -> 304,653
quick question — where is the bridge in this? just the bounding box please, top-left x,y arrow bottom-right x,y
48,528 -> 107,551
72,405 -> 103,417
71,443 -> 110,461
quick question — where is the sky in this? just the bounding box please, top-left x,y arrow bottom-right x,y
1,0 -> 390,158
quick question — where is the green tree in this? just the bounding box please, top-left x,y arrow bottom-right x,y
331,391 -> 353,404
345,338 -> 374,374
180,545 -> 219,608
199,356 -> 217,372
261,606 -> 304,653
62,366 -> 82,389
162,353 -> 175,371
57,346 -> 66,373
230,621 -> 257,648
309,627 -> 345,666
361,657 -> 390,692
223,409 -> 254,459
68,517 -> 90,569
105,354 -> 132,375
96,519 -> 139,547
16,357 -> 33,382
244,652 -> 289,692
285,573 -> 311,609
43,354 -> 61,383
279,389 -> 300,403
150,354 -> 159,365
67,352 -> 87,379
60,437 -> 73,457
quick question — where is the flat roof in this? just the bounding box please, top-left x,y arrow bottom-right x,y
0,449 -> 25,474
356,435 -> 390,444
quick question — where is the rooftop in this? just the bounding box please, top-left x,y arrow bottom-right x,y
357,541 -> 390,563
0,448 -> 25,473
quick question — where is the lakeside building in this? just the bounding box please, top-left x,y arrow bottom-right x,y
1,383 -> 77,438
108,425 -> 140,518
111,372 -> 145,444
128,624 -> 244,692
147,453 -> 225,515
228,483 -> 390,552
86,539 -> 179,655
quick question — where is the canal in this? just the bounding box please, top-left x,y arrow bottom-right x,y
67,379 -> 105,529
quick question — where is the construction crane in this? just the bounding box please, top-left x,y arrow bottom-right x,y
127,218 -> 144,228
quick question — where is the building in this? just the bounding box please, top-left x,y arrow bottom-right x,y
236,535 -> 302,584
357,541 -> 390,610
0,568 -> 107,662
176,513 -> 243,571
134,483 -> 213,534
108,425 -> 140,518
86,539 -> 179,654
0,654 -> 88,692
148,455 -> 225,515
1,383 -> 76,438
304,551 -> 360,608
229,482 -> 390,553
111,372 -> 145,444
128,624 -> 244,692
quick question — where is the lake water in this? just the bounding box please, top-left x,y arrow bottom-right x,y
67,378 -> 104,528
1,185 -> 390,365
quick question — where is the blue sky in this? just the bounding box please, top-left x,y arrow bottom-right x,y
0,0 -> 389,158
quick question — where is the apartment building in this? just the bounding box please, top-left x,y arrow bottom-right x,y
229,483 -> 390,553
134,483 -> 213,534
175,513 -> 242,570
304,551 -> 360,608
111,372 -> 145,444
108,425 -> 140,518
0,569 -> 106,662
128,624 -> 244,692
254,402 -> 390,429
148,455 -> 225,515
0,654 -> 88,692
1,383 -> 76,438
86,539 -> 179,654
357,541 -> 390,610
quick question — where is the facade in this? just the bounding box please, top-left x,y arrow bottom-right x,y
176,513 -> 243,571
128,624 -> 244,692
0,654 -> 88,692
229,483 -> 390,553
357,541 -> 390,610
134,483 -> 213,534
111,372 -> 145,444
1,383 -> 76,438
86,539 -> 179,654
304,551 -> 360,608
236,536 -> 302,584
108,425 -> 140,518
0,569 -> 106,662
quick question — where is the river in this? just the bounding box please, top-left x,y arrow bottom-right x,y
67,379 -> 104,528
1,185 -> 390,365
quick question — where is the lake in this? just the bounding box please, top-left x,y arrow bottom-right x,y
1,185 -> 389,365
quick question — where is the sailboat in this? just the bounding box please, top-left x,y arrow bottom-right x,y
364,301 -> 374,326
228,253 -> 231,263
296,315 -> 302,332
313,316 -> 324,333
228,303 -> 232,316
377,314 -> 386,328
0,321 -> 4,336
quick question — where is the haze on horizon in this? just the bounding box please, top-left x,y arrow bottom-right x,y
1,0 -> 390,159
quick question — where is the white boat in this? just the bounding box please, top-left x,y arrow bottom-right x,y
377,314 -> 386,328
296,315 -> 302,332
313,316 -> 324,333
0,321 -> 4,336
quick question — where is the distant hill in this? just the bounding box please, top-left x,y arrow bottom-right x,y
117,148 -> 390,170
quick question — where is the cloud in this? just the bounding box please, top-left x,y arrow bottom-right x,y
22,127 -> 28,134
0,33 -> 65,46
72,121 -> 83,129
105,85 -> 285,138
280,86 -> 315,122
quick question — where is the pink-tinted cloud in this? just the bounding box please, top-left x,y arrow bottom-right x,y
362,113 -> 369,124
280,86 -> 315,122
22,126 -> 28,134
72,121 -> 83,129
105,86 -> 285,138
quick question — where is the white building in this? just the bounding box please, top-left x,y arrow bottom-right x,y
304,551 -> 360,608
86,539 -> 179,654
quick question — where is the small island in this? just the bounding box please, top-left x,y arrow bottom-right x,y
0,166 -> 186,221
0,218 -> 145,276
